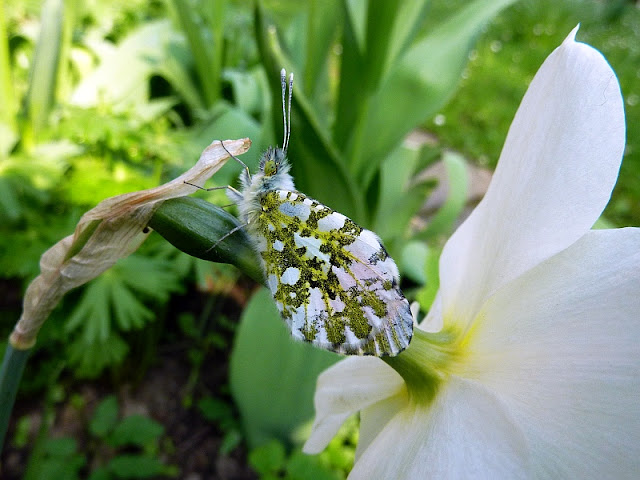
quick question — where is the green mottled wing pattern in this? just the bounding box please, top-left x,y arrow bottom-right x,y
251,190 -> 413,356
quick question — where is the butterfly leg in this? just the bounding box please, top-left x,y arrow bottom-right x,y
183,181 -> 230,192
220,140 -> 251,183
184,182 -> 243,200
206,222 -> 249,253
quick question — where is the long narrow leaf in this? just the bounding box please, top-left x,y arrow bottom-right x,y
335,0 -> 430,167
384,0 -> 431,74
332,0 -> 365,151
363,1 -> 400,92
23,0 -> 65,144
358,0 -> 518,186
303,0 -> 340,99
170,0 -> 218,107
0,0 -> 16,131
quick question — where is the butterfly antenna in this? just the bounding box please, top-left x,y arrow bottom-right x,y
285,72 -> 293,154
280,69 -> 287,152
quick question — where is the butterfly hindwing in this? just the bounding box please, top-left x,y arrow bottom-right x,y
254,189 -> 413,356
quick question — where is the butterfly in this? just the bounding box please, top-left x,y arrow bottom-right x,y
225,69 -> 413,356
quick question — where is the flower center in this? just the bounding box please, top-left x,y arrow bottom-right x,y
383,326 -> 464,405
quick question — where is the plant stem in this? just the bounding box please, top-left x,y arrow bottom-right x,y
0,344 -> 31,450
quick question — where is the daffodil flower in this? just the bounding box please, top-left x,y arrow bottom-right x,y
304,27 -> 640,478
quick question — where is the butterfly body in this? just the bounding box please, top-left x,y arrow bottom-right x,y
230,145 -> 413,356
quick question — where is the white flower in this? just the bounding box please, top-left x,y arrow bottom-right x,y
303,27 -> 640,479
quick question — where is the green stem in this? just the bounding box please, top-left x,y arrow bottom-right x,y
0,344 -> 31,450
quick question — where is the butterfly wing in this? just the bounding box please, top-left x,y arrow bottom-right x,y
254,190 -> 413,356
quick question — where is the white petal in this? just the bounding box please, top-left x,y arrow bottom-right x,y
419,290 -> 443,333
465,228 -> 640,477
438,28 -> 625,330
356,392 -> 407,460
303,357 -> 405,454
350,377 -> 530,480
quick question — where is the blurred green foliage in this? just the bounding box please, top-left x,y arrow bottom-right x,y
1,0 -> 638,478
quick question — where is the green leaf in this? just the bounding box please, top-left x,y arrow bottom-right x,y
71,20 -> 183,111
418,151 -> 469,240
89,395 -> 119,438
191,102 -> 264,185
65,254 -> 182,343
87,467 -> 111,480
169,0 -> 219,107
0,1 -> 16,130
248,439 -> 286,476
286,450 -> 340,480
24,437 -> 85,480
107,415 -> 164,448
224,67 -> 270,116
333,0 -> 365,152
358,0 -> 519,185
198,396 -> 234,425
220,429 -> 242,455
107,454 -> 167,479
230,288 -> 339,448
415,245 -> 442,312
23,0 -> 66,142
41,436 -> 78,456
303,0 -> 341,98
373,144 -> 435,245
400,240 -> 429,286
66,334 -> 129,379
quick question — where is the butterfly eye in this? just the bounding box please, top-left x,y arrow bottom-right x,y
264,160 -> 277,176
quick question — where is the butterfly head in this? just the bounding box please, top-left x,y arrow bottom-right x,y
253,69 -> 294,188
260,146 -> 288,177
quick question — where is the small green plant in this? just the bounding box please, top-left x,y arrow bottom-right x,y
249,440 -> 341,480
22,394 -> 176,480
197,395 -> 243,455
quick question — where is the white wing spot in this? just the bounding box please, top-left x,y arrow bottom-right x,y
294,233 -> 330,265
281,267 -> 300,285
279,201 -> 310,221
317,212 -> 347,232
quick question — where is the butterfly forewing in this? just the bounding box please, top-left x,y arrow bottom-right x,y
254,189 -> 413,356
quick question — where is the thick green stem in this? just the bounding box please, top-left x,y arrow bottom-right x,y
0,344 -> 31,450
